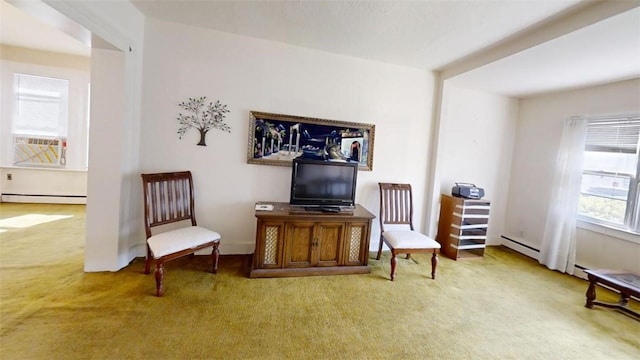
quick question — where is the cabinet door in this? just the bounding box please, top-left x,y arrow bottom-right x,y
343,222 -> 369,266
284,222 -> 315,268
315,222 -> 344,267
255,221 -> 285,269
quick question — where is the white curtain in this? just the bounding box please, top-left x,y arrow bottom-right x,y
539,117 -> 588,274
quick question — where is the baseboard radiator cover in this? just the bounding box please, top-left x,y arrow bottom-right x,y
1,193 -> 86,204
501,235 -> 540,260
500,235 -> 588,279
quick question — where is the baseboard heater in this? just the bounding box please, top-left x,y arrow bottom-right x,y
1,193 -> 86,204
501,235 -> 588,276
501,235 -> 539,253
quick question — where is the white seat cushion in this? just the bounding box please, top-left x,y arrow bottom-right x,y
382,230 -> 441,250
148,226 -> 221,259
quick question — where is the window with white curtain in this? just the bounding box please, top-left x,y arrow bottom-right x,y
578,115 -> 640,233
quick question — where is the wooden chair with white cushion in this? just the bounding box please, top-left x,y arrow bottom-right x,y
141,171 -> 221,296
376,182 -> 440,281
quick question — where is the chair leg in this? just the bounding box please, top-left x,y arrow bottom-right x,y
390,251 -> 397,281
211,242 -> 220,273
144,245 -> 152,274
431,251 -> 438,280
155,262 -> 165,297
376,236 -> 384,260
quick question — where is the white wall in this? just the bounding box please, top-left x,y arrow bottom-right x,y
0,168 -> 86,203
505,78 -> 640,273
140,18 -> 436,255
430,84 -> 519,244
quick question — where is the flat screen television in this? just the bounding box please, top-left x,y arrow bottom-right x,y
289,158 -> 358,211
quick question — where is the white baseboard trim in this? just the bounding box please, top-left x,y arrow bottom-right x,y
501,235 -> 587,278
573,270 -> 588,280
220,242 -> 254,255
501,235 -> 539,260
1,194 -> 86,204
196,242 -> 254,255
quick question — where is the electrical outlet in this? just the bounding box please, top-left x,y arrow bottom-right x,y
6,173 -> 12,181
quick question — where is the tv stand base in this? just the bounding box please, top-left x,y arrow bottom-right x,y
250,265 -> 370,278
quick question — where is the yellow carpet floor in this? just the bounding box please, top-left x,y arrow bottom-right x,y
1,203 -> 638,359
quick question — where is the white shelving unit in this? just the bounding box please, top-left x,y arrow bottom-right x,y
436,194 -> 491,260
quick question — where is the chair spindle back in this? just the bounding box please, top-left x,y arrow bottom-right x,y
141,171 -> 197,239
378,183 -> 414,231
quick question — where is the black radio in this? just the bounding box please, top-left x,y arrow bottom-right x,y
452,183 -> 485,199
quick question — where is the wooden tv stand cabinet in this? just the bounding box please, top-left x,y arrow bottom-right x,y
250,202 -> 375,278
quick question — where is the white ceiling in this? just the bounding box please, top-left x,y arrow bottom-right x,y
2,0 -> 639,98
131,0 -> 586,70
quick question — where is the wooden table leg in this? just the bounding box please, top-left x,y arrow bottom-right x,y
619,293 -> 630,307
585,280 -> 596,309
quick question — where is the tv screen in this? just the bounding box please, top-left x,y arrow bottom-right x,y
289,158 -> 358,209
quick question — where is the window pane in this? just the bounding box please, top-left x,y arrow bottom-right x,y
580,172 -> 630,200
582,151 -> 636,175
13,74 -> 69,136
579,171 -> 629,225
578,194 -> 626,225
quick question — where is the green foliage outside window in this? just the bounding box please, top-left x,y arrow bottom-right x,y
578,194 -> 626,225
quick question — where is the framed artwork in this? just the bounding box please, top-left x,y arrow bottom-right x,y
247,111 -> 375,171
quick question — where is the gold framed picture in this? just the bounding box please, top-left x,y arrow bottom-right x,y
247,111 -> 375,171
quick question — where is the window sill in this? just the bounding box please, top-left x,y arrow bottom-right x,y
576,219 -> 640,245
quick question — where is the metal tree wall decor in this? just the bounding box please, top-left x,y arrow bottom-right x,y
177,96 -> 231,146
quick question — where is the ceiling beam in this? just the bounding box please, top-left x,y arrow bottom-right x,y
438,0 -> 640,80
7,0 -> 91,47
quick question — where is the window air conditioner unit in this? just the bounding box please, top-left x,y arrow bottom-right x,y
13,135 -> 66,167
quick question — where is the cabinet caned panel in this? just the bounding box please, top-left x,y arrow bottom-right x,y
263,226 -> 279,265
349,226 -> 362,262
255,221 -> 285,269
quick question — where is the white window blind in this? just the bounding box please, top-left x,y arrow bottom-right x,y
585,116 -> 640,154
13,73 -> 69,137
